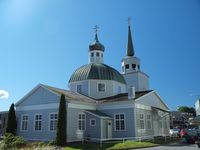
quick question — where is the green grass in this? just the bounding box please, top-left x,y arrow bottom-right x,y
64,141 -> 159,150
64,137 -> 180,150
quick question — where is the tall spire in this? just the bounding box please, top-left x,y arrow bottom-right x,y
126,18 -> 134,56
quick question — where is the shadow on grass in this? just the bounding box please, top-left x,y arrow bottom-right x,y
65,141 -> 115,150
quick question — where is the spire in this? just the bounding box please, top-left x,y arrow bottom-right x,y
94,25 -> 99,42
126,18 -> 134,56
95,33 -> 99,42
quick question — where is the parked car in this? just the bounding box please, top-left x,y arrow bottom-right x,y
170,129 -> 180,136
185,129 -> 198,144
180,129 -> 188,137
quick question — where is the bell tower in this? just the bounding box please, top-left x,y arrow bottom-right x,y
121,19 -> 149,91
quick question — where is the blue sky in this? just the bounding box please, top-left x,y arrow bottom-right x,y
0,0 -> 200,111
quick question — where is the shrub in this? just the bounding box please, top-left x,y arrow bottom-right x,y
37,141 -> 47,147
47,140 -> 57,146
0,133 -> 26,149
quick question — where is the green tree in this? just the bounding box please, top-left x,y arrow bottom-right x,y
178,106 -> 196,117
6,103 -> 17,135
56,94 -> 67,146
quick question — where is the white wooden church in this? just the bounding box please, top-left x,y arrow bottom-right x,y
0,23 -> 170,142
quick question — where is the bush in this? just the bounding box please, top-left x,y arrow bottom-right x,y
0,133 -> 26,149
37,141 -> 47,147
47,140 -> 57,146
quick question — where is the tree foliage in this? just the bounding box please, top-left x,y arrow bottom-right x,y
178,106 -> 196,117
6,103 -> 17,135
56,94 -> 67,146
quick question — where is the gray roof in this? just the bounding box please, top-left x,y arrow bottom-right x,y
86,110 -> 112,118
42,84 -> 96,103
126,25 -> 134,56
69,63 -> 126,84
98,90 -> 153,103
89,33 -> 105,52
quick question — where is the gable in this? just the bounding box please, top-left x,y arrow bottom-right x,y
135,91 -> 169,111
15,84 -> 60,107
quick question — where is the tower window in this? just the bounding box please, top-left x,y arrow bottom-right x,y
125,64 -> 129,69
96,52 -> 99,56
101,53 -> 103,57
98,83 -> 105,92
91,53 -> 94,57
138,65 -> 140,70
77,85 -> 82,94
132,64 -> 136,69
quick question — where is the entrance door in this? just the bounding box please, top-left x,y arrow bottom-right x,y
107,120 -> 112,138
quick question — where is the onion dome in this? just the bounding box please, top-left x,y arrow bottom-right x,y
89,33 -> 105,52
69,63 -> 126,84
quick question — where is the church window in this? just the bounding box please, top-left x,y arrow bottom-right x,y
101,53 -> 103,57
21,114 -> 28,131
118,86 -> 121,93
90,119 -> 96,126
132,64 -> 136,69
78,113 -> 86,131
77,85 -> 82,94
115,113 -> 125,131
139,114 -> 145,129
98,83 -> 105,92
164,117 -> 168,128
146,114 -> 152,129
91,53 -> 94,57
125,64 -> 129,69
96,52 -> 99,56
49,113 -> 58,131
34,114 -> 42,131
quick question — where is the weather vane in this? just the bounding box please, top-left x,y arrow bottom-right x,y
93,25 -> 99,34
127,17 -> 131,26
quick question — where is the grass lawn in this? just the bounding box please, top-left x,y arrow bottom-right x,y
64,137 -> 180,150
64,141 -> 159,150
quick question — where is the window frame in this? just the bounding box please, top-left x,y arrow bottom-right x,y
34,114 -> 42,131
49,113 -> 58,132
139,113 -> 145,130
90,118 -> 96,126
78,113 -> 86,131
21,114 -> 29,131
146,114 -> 152,130
97,82 -> 106,92
114,113 -> 126,131
77,84 -> 82,93
125,64 -> 129,69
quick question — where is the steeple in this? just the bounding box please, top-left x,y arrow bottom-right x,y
126,19 -> 134,56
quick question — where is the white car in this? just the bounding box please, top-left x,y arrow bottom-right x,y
170,129 -> 180,136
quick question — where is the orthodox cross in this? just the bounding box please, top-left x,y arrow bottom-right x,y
93,25 -> 99,34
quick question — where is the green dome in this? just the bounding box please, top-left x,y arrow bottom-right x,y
69,63 -> 126,84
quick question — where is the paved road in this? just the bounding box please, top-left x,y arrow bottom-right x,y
134,144 -> 199,150
133,141 -> 200,150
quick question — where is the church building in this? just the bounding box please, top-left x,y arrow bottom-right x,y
3,23 -> 170,142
